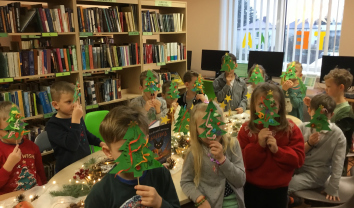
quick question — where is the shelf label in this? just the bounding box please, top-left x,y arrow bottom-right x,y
42,32 -> 58,37
0,33 -> 8,37
143,32 -> 153,36
155,1 -> 172,7
157,62 -> 166,66
105,70 -> 109,74
83,73 -> 92,77
111,67 -> 122,71
44,112 -> 56,118
0,78 -> 14,83
56,72 -> 71,77
128,31 -> 139,36
22,35 -> 41,38
86,104 -> 99,110
80,32 -> 93,37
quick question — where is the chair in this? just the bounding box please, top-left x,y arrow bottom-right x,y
335,117 -> 354,175
314,195 -> 354,208
294,175 -> 354,205
34,131 -> 52,153
84,110 -> 109,153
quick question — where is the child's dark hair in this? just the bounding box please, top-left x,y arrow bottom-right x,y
183,71 -> 199,83
99,106 -> 149,146
50,81 -> 75,102
140,70 -> 158,87
162,81 -> 172,95
248,64 -> 267,79
310,94 -> 336,115
221,53 -> 237,64
324,68 -> 353,92
249,82 -> 288,133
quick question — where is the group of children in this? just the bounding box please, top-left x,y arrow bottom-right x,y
0,52 -> 352,208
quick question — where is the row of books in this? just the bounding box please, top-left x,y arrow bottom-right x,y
80,41 -> 139,70
143,42 -> 186,64
142,11 -> 184,33
77,5 -> 138,33
26,125 -> 45,142
0,3 -> 74,33
84,77 -> 122,105
21,39 -> 51,50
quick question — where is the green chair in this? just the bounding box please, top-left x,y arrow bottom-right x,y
84,110 -> 109,153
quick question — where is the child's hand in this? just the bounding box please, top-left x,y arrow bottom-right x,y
303,97 -> 311,107
4,144 -> 21,172
235,108 -> 243,114
321,191 -> 340,201
267,136 -> 278,153
308,132 -> 320,146
199,200 -> 211,208
282,80 -> 294,91
196,94 -> 207,103
209,141 -> 225,162
172,102 -> 179,110
226,74 -> 235,86
144,100 -> 154,112
152,99 -> 162,114
72,102 -> 83,124
135,185 -> 162,208
258,128 -> 272,148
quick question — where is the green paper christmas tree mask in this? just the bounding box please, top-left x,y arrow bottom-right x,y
221,53 -> 236,72
110,121 -> 162,178
297,77 -> 307,98
280,61 -> 297,81
73,81 -> 81,103
249,65 -> 265,85
173,107 -> 190,134
199,101 -> 226,140
144,70 -> 160,94
192,74 -> 204,94
3,104 -> 29,140
305,105 -> 331,132
167,82 -> 180,99
254,90 -> 280,128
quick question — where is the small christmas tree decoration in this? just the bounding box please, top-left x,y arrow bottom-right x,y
306,105 -> 331,132
199,102 -> 227,140
221,53 -> 236,72
110,121 -> 162,178
73,81 -> 81,103
173,107 -> 190,134
280,61 -> 297,81
167,82 -> 180,99
249,65 -> 265,85
192,74 -> 204,94
144,70 -> 160,94
254,90 -> 280,128
3,104 -> 29,141
297,77 -> 307,98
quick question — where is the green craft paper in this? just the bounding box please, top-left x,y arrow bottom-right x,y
249,65 -> 265,85
73,81 -> 81,103
110,122 -> 162,178
280,62 -> 297,81
144,70 -> 160,94
167,82 -> 180,99
3,105 -> 29,140
199,101 -> 226,139
173,107 -> 190,134
254,91 -> 280,128
305,105 -> 331,132
191,75 -> 204,94
297,77 -> 307,98
220,53 -> 236,72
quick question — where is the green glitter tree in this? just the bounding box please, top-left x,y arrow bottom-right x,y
254,90 -> 280,128
221,53 -> 236,72
173,107 -> 190,135
306,105 -> 331,132
167,82 -> 180,99
199,102 -> 226,140
249,65 -> 265,85
144,70 -> 160,94
3,104 -> 29,141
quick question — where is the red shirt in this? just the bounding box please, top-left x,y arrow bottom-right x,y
0,139 -> 47,195
237,120 -> 305,189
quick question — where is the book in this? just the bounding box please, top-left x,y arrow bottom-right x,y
148,124 -> 172,164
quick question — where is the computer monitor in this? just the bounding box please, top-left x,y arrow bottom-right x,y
187,50 -> 192,70
320,56 -> 354,85
201,50 -> 229,78
248,51 -> 285,80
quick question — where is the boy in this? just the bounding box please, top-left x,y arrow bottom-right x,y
130,70 -> 168,124
85,106 -> 180,208
178,71 -> 208,109
45,81 -> 106,173
161,81 -> 179,123
282,61 -> 305,120
288,94 -> 346,206
213,53 -> 247,113
0,101 -> 46,194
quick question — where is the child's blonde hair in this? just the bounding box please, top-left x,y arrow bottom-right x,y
0,101 -> 16,121
186,102 -> 238,187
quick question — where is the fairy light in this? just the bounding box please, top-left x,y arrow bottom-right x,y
76,181 -> 79,183
69,179 -> 71,183
29,195 -> 33,199
52,181 -> 56,184
82,165 -> 84,167
88,176 -> 91,180
43,186 -> 45,189
0,205 -> 4,208
98,178 -> 101,181
93,180 -> 96,184
61,201 -> 64,204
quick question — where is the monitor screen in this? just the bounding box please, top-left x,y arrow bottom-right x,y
320,56 -> 354,85
201,50 -> 229,71
187,51 -> 192,70
248,51 -> 285,78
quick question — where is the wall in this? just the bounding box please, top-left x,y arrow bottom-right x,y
339,0 -> 354,56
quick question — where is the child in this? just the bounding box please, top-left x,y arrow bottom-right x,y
180,102 -> 246,208
0,101 -> 47,194
288,94 -> 346,205
130,70 -> 168,124
85,106 -> 180,208
247,64 -> 267,108
178,71 -> 208,110
213,53 -> 247,113
161,81 -> 180,123
45,81 -> 106,173
237,82 -> 305,208
282,61 -> 305,120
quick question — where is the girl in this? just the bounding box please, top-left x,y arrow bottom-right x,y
247,64 -> 267,109
180,102 -> 246,208
237,82 -> 305,208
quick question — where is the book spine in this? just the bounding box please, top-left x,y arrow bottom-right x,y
59,5 -> 68,32
15,3 -> 20,32
63,48 -> 69,71
55,8 -> 63,32
47,49 -> 51,73
90,80 -> 97,104
38,8 -> 46,32
77,7 -> 83,32
103,9 -> 111,32
71,45 -> 78,71
17,91 -> 25,117
38,92 -> 47,114
34,8 -> 42,32
85,44 -> 90,69
28,51 -> 34,75
89,45 -> 94,69
42,8 -> 49,32
43,49 -> 47,74
0,7 -> 4,32
42,91 -> 52,113
4,6 -> 10,33
68,46 -> 73,71
45,8 -> 54,32
56,48 -> 63,72
81,45 -> 86,70
93,47 -> 97,69
59,49 -> 66,71
23,92 -> 29,117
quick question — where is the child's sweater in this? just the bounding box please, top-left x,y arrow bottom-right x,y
180,140 -> 246,208
0,139 -> 47,195
299,122 -> 346,196
331,101 -> 354,123
284,84 -> 304,120
237,120 -> 305,189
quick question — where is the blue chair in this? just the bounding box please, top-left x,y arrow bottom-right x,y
84,110 -> 109,153
34,131 -> 52,153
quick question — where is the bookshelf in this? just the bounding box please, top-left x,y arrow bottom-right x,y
0,0 -> 187,131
